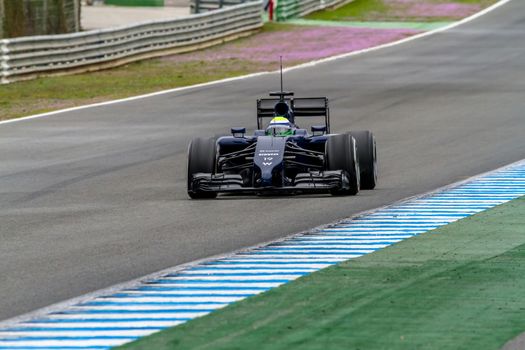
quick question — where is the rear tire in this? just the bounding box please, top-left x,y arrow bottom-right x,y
187,137 -> 217,199
326,134 -> 360,196
348,130 -> 377,190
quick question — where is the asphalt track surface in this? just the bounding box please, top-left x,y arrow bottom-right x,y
1,1 -> 524,322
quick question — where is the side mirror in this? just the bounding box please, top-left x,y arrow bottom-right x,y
311,125 -> 326,136
231,127 -> 246,138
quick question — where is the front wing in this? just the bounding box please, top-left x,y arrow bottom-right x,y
190,171 -> 349,195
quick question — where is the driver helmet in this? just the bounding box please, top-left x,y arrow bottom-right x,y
266,116 -> 293,136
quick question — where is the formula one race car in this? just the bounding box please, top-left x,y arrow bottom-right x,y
187,90 -> 377,199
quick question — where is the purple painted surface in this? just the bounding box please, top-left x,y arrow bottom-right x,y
163,0 -> 485,66
386,0 -> 482,19
169,26 -> 420,65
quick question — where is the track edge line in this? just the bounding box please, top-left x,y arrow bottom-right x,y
0,0 -> 512,126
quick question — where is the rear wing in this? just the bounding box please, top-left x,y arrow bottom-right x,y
256,97 -> 331,133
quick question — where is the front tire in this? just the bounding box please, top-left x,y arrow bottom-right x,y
348,130 -> 377,190
187,137 -> 217,199
326,134 -> 360,196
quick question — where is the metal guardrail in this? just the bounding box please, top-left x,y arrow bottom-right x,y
0,1 -> 263,84
191,0 -> 252,14
276,0 -> 352,21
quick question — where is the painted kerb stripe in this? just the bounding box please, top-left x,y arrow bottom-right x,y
0,160 -> 524,349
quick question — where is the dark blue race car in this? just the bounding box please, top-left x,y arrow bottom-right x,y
187,90 -> 377,199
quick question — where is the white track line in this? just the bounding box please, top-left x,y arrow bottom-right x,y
0,0 -> 512,126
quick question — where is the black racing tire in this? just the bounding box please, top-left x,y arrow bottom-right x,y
187,137 -> 217,199
326,134 -> 360,196
348,130 -> 377,190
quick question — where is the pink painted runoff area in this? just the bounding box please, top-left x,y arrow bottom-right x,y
167,26 -> 420,65
163,0 -> 488,66
385,0 -> 483,20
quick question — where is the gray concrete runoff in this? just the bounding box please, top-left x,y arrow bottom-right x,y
81,1 -> 190,30
0,0 -> 524,324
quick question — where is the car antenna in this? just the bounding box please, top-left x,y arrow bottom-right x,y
269,56 -> 294,100
280,56 -> 284,101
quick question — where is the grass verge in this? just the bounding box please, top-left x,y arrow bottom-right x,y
119,197 -> 525,350
0,58 -> 271,121
306,0 -> 499,22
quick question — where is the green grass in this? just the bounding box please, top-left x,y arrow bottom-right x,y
0,59 -> 263,121
307,0 -> 388,21
119,197 -> 525,350
306,0 -> 498,22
